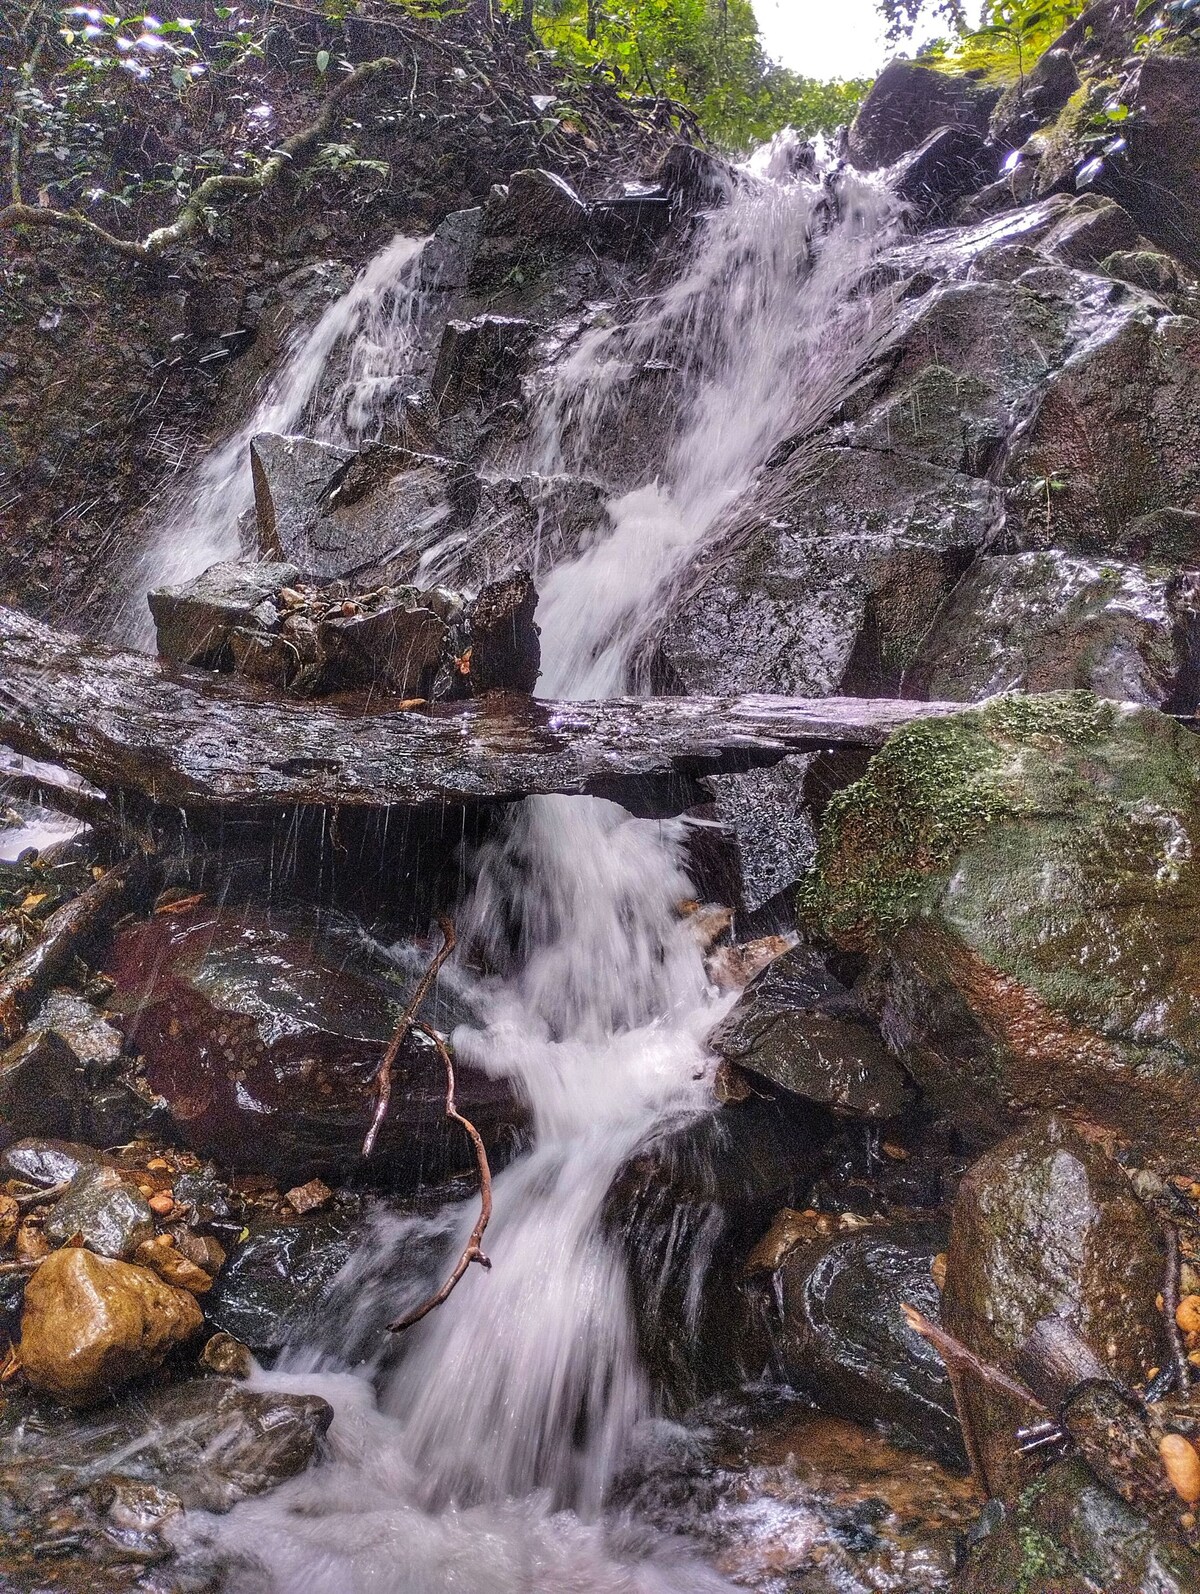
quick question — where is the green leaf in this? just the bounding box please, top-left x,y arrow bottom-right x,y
316,47 -> 330,72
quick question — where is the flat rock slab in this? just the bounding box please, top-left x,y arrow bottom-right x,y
0,605 -> 973,817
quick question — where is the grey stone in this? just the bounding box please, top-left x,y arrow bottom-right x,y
712,947 -> 911,1120
432,315 -> 534,413
148,559 -> 301,667
0,1137 -> 113,1187
484,168 -> 588,240
893,125 -> 997,221
905,552 -> 1200,708
43,1165 -> 156,1258
848,60 -> 1000,170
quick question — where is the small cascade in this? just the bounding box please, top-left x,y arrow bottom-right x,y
117,232 -> 428,647
173,139 -> 901,1592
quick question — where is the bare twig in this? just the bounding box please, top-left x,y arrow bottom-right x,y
362,914 -> 456,1158
1161,1221 -> 1191,1394
0,859 -> 139,1045
0,51 -> 407,261
12,1180 -> 70,1210
901,1304 -> 1050,1413
0,1257 -> 44,1276
389,1019 -> 492,1332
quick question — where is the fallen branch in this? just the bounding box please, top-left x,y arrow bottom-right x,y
0,52 -> 406,261
362,914 -> 456,1158
902,1304 -> 1050,1414
389,1019 -> 492,1332
1161,1222 -> 1191,1395
0,859 -> 138,1045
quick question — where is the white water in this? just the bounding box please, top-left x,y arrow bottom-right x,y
119,232 -> 428,646
173,140 -> 899,1593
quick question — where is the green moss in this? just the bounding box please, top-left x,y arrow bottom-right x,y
1014,1522 -> 1071,1594
797,692 -> 1120,949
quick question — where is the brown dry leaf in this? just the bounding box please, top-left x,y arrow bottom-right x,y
154,893 -> 205,916
1161,1433 -> 1200,1503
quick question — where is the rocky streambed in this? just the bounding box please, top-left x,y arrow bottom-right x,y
5,1 -> 1200,1591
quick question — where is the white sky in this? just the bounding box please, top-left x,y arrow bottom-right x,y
753,0 -> 958,81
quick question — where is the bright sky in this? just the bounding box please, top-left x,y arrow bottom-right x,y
753,0 -> 960,81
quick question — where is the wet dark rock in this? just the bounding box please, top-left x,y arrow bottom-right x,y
893,126 -> 998,222
0,1377 -> 331,1575
607,1094 -> 831,1409
941,1115 -> 1162,1501
463,568 -> 540,694
955,1457 -> 1200,1593
31,991 -> 123,1070
848,61 -> 1001,170
655,143 -> 735,209
1121,506 -> 1200,564
204,1212 -> 361,1353
171,1168 -> 239,1225
771,1216 -> 963,1465
710,947 -> 910,1120
318,593 -> 449,699
432,314 -> 534,413
483,168 -> 588,241
991,48 -> 1080,152
1040,194 -> 1142,271
148,559 -> 301,669
802,695 -> 1200,1162
103,905 -> 526,1185
1005,311 -> 1200,551
904,552 -> 1200,709
43,1166 -> 155,1259
0,1029 -> 84,1139
1,1137 -> 113,1187
250,434 -> 454,580
1109,53 -> 1200,271
591,194 -> 674,245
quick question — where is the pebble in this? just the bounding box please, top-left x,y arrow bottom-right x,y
1176,1295 -> 1200,1335
1160,1433 -> 1200,1503
149,1192 -> 175,1217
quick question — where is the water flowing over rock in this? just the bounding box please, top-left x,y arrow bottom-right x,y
847,61 -> 1001,169
941,1115 -> 1162,1501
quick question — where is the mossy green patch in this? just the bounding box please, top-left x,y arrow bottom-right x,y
797,692 -> 1117,950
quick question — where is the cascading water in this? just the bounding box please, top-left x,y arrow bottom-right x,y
118,232 -> 428,647
173,140 -> 900,1593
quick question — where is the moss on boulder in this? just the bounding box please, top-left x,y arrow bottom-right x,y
800,693 -> 1200,1158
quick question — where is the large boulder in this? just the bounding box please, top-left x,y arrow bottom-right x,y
103,904 -> 527,1185
148,559 -> 300,668
1109,53 -> 1200,272
847,60 -> 1001,170
905,552 -> 1200,708
769,1214 -> 963,1464
19,1246 -> 203,1407
0,1377 -> 331,1577
1005,312 -> 1200,552
710,946 -> 910,1120
800,694 -> 1200,1161
42,1166 -> 155,1260
956,1458 -> 1200,1592
942,1116 -> 1162,1501
892,125 -> 997,222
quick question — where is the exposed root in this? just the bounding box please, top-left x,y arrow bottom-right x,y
362,914 -> 456,1158
389,1019 -> 493,1333
1161,1221 -> 1191,1393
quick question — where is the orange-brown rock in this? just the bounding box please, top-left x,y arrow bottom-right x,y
19,1246 -> 203,1406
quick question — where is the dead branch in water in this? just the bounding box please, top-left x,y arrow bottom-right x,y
1161,1222 -> 1191,1394
389,1019 -> 493,1333
362,914 -> 456,1158
0,859 -> 139,1045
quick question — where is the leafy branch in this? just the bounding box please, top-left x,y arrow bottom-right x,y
1,46 -> 407,260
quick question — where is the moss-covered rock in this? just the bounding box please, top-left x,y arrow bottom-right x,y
956,1458 -> 1200,1593
800,693 -> 1200,1158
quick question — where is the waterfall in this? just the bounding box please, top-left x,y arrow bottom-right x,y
117,232 -> 428,647
174,140 -> 899,1593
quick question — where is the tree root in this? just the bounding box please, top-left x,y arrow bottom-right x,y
389,1019 -> 493,1333
0,858 -> 139,1045
0,52 -> 407,262
362,913 -> 457,1159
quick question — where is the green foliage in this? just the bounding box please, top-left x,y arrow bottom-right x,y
508,0 -> 866,150
924,0 -> 1084,81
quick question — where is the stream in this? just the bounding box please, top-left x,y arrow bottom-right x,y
106,140 -> 973,1592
